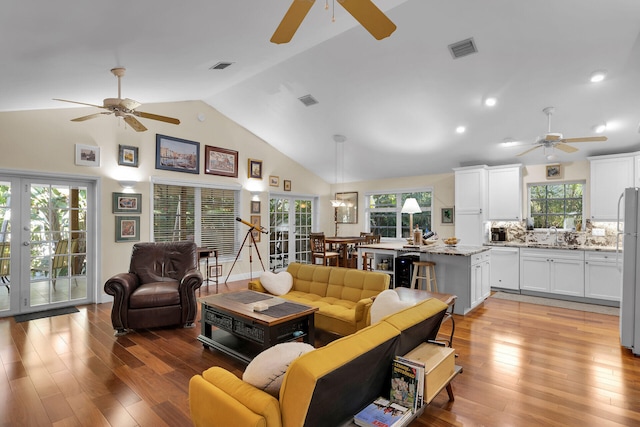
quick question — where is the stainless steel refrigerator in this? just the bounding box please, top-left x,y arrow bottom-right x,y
620,187 -> 640,355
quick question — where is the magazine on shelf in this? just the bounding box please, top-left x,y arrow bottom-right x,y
353,397 -> 412,427
389,358 -> 420,412
395,356 -> 425,408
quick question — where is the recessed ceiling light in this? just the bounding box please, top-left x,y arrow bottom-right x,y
501,138 -> 518,147
593,123 -> 607,133
456,126 -> 466,134
484,97 -> 497,107
590,70 -> 607,83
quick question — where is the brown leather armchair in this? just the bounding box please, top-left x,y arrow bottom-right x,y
104,241 -> 203,336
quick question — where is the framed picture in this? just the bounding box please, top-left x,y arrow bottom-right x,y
205,145 -> 238,177
335,192 -> 358,224
75,144 -> 100,167
269,175 -> 279,187
441,207 -> 454,224
546,163 -> 562,179
248,159 -> 263,179
251,200 -> 261,214
155,134 -> 200,174
118,144 -> 139,167
112,192 -> 142,214
284,180 -> 291,192
209,264 -> 223,278
250,215 -> 261,243
115,216 -> 140,242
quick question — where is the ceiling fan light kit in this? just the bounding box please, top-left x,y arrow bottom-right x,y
271,0 -> 396,44
515,106 -> 608,157
54,67 -> 180,132
590,70 -> 607,83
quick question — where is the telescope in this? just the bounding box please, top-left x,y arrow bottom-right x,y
236,217 -> 268,234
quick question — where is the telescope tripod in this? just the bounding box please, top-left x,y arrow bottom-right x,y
225,226 -> 265,284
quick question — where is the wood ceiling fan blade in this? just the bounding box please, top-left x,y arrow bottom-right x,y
544,134 -> 561,141
555,143 -> 579,153
561,136 -> 608,143
133,111 -> 180,125
53,98 -> 106,109
270,0 -> 316,44
119,98 -> 141,111
338,0 -> 396,40
516,145 -> 542,157
71,112 -> 112,122
123,115 -> 148,132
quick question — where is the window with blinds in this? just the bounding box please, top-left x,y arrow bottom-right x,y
153,183 -> 238,258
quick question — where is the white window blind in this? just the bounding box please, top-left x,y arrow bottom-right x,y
153,183 -> 238,258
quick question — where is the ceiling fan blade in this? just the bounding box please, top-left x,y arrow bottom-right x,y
555,143 -> 579,153
544,134 -> 561,141
53,98 -> 106,109
270,0 -> 315,44
119,98 -> 141,111
338,0 -> 396,40
71,112 -> 112,122
123,115 -> 148,132
133,111 -> 180,125
561,136 -> 608,143
516,145 -> 542,157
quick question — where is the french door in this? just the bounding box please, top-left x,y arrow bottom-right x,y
269,196 -> 316,270
0,175 -> 95,316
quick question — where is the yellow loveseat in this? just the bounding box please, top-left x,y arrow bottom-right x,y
248,262 -> 391,336
189,296 -> 449,427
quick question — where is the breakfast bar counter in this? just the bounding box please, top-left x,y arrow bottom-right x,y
357,242 -> 491,315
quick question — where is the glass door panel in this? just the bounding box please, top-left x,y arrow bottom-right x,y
269,196 -> 315,270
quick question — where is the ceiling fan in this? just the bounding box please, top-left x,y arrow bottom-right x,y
54,67 -> 180,132
271,0 -> 396,44
516,107 -> 607,157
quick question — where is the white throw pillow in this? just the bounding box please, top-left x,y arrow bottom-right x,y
243,342 -> 315,396
370,289 -> 415,324
260,271 -> 293,296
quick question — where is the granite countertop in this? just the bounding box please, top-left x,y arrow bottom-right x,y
359,242 -> 490,256
483,241 -> 618,252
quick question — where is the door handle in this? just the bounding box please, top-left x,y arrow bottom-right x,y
23,241 -> 30,246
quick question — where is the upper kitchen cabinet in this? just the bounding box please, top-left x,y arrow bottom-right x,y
589,154 -> 635,221
487,165 -> 522,220
453,166 -> 488,214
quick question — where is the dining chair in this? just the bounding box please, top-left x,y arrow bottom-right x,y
309,233 -> 339,266
362,234 -> 381,271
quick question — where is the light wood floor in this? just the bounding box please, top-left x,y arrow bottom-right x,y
1,281 -> 639,426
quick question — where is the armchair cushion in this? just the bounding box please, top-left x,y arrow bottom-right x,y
129,281 -> 180,309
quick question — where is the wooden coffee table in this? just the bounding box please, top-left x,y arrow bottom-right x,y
198,290 -> 318,363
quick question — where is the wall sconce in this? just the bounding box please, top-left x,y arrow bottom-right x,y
251,192 -> 260,201
117,180 -> 137,190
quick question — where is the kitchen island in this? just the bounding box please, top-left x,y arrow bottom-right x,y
357,242 -> 491,315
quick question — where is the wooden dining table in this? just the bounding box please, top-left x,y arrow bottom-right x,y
325,236 -> 366,268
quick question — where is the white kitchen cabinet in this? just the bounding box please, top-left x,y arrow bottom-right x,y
470,251 -> 491,306
519,248 -> 584,297
453,166 -> 487,214
490,247 -> 519,290
589,154 -> 634,221
584,252 -> 621,301
487,165 -> 522,220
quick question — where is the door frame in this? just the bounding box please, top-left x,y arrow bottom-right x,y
0,168 -> 101,316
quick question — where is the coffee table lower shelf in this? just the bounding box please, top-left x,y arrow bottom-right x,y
198,330 -> 270,364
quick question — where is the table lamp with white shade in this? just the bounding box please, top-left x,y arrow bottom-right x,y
401,198 -> 422,239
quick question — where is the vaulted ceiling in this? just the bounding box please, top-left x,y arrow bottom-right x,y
3,0 -> 640,183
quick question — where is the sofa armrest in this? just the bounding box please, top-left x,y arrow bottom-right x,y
353,297 -> 375,323
248,279 -> 267,293
189,367 -> 281,427
104,272 -> 140,332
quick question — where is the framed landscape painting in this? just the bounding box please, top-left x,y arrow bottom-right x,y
156,134 -> 200,174
75,144 -> 100,167
118,144 -> 139,167
205,145 -> 238,177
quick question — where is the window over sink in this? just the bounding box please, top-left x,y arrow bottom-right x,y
528,181 -> 584,229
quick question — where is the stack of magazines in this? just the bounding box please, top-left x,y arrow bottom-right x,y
353,397 -> 411,427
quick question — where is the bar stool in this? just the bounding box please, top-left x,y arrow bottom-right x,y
411,261 -> 437,291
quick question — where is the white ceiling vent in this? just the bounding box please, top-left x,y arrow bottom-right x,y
298,94 -> 319,107
448,38 -> 478,59
210,61 -> 234,70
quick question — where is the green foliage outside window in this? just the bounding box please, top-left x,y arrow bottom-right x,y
530,183 -> 583,228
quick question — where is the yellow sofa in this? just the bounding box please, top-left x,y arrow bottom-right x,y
248,262 -> 390,336
189,297 -> 449,427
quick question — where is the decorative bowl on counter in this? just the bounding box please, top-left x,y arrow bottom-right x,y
444,237 -> 460,246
